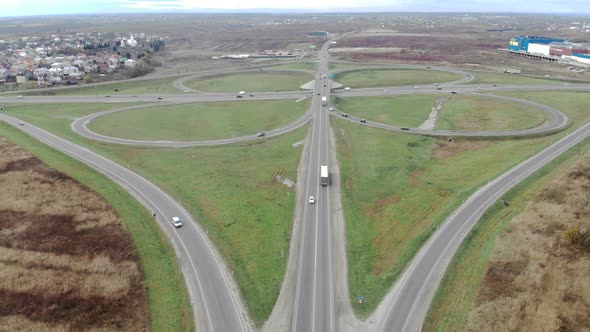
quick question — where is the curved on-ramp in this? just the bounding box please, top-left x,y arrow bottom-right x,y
70,99 -> 314,147
330,91 -> 570,138
0,114 -> 250,332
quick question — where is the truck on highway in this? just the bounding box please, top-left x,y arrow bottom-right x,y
321,96 -> 327,106
320,165 -> 329,186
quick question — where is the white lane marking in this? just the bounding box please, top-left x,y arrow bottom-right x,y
311,98 -> 323,331
291,98 -> 319,332
296,97 -> 307,103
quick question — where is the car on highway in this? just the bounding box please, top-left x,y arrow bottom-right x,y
171,216 -> 183,228
329,107 -> 334,111
451,91 -> 457,94
16,95 -> 23,99
414,86 -> 420,89
105,95 -> 111,97
257,132 -> 266,137
249,94 -> 255,97
344,87 -> 351,91
341,114 -> 348,117
157,97 -> 163,100
18,122 -> 24,126
236,95 -> 243,98
433,83 -> 439,86
360,119 -> 367,123
309,196 -> 315,204
437,87 -> 442,90
401,127 -> 410,131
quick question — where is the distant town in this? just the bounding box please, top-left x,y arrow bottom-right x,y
0,31 -> 166,89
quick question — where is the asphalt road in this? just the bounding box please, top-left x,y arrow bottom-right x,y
291,38 -> 336,332
374,116 -> 590,332
0,113 -> 249,332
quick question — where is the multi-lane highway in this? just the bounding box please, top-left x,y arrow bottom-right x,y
2,29 -> 590,332
291,39 -> 336,332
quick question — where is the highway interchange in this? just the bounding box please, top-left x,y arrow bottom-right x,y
1,32 -> 590,331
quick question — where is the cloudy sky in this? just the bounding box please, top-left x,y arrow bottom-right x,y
1,0 -> 589,17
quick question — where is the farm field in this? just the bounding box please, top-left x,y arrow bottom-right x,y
0,126 -> 192,331
424,138 -> 590,332
184,71 -> 312,92
88,99 -> 310,141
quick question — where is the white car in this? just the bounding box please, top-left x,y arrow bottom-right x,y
16,95 -> 23,99
171,216 -> 183,228
344,87 -> 351,91
309,196 -> 315,204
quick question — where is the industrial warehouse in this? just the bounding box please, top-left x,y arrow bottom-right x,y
504,35 -> 590,64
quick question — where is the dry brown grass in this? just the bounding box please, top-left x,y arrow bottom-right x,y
467,155 -> 590,331
431,140 -> 489,159
0,137 -> 148,331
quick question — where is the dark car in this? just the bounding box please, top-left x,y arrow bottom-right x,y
342,114 -> 348,118
360,119 -> 367,123
236,95 -> 243,98
249,94 -> 255,97
401,127 -> 410,131
157,97 -> 163,100
437,87 -> 442,90
451,91 -> 457,94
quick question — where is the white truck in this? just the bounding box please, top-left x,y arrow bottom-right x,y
321,96 -> 327,106
320,165 -> 329,186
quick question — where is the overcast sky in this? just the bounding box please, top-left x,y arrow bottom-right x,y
1,0 -> 589,17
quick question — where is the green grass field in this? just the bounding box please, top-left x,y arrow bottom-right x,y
185,71 -> 312,92
19,77 -> 180,96
332,95 -> 438,127
90,127 -> 306,325
468,71 -> 570,85
329,62 -> 376,71
1,103 -> 306,325
333,69 -> 462,88
335,90 -> 590,318
88,99 -> 309,141
1,103 -> 141,144
264,62 -> 317,71
435,95 -> 548,131
333,94 -> 547,131
0,122 -> 193,331
423,138 -> 590,332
